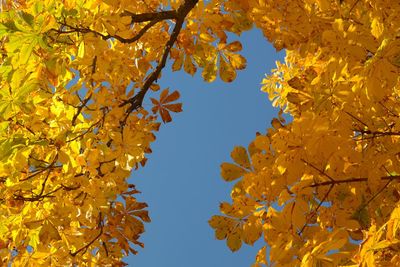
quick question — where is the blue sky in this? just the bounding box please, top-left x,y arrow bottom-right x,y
126,28 -> 284,266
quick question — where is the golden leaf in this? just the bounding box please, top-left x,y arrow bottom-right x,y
220,163 -> 247,182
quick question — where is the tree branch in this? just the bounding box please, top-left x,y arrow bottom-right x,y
120,0 -> 199,117
299,184 -> 334,234
301,159 -> 335,182
353,129 -> 400,141
70,212 -> 104,257
121,10 -> 178,23
307,175 -> 400,188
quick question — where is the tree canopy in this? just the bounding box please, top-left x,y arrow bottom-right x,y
210,0 -> 400,266
0,0 -> 400,266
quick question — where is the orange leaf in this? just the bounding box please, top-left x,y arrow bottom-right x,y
224,41 -> 243,52
163,90 -> 180,103
164,103 -> 183,113
159,88 -> 170,102
160,108 -> 172,123
152,89 -> 182,122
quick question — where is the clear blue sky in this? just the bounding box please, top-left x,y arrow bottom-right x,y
126,29 -> 284,266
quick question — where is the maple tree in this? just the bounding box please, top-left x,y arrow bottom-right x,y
210,0 -> 400,266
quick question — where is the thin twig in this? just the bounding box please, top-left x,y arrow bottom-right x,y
299,184 -> 334,234
344,110 -> 369,128
307,175 -> 400,188
349,0 -> 361,14
70,212 -> 103,257
301,159 -> 335,181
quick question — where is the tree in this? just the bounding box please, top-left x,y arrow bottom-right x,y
0,0 -> 250,265
1,0 -> 399,266
209,0 -> 400,266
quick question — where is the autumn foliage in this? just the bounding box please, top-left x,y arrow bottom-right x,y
0,0 -> 399,266
210,0 -> 400,266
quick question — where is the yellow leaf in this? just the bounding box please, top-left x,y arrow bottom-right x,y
172,52 -> 183,71
371,18 -> 384,39
78,41 -> 85,58
226,52 -> 246,70
227,231 -> 242,252
316,0 -> 330,11
271,118 -> 283,129
220,163 -> 247,182
230,146 -> 251,169
199,32 -> 215,42
28,228 -> 41,250
219,55 -> 236,82
371,240 -> 400,251
366,75 -> 385,101
184,55 -> 196,76
76,154 -> 86,166
202,54 -> 218,82
301,252 -> 315,267
215,227 -> 228,240
254,135 -> 270,151
223,41 -> 243,52
19,41 -> 36,65
12,147 -> 32,170
255,246 -> 267,264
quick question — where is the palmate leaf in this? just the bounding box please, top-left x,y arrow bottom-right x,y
150,88 -> 183,123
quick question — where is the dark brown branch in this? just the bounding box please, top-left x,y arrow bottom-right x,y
61,183 -> 81,191
20,155 -> 58,181
54,0 -> 198,126
349,0 -> 361,14
116,19 -> 159,44
378,101 -> 400,118
14,169 -> 64,202
59,17 -> 163,44
344,110 -> 369,128
121,10 -> 177,23
15,120 -> 35,135
307,175 -> 400,188
362,180 -> 392,209
29,155 -> 50,165
120,0 -> 199,116
73,191 -> 88,206
102,241 -> 109,257
359,166 -> 394,209
16,183 -> 80,201
353,129 -> 400,140
91,55 -> 97,74
14,186 -> 62,201
72,93 -> 92,126
58,8 -> 178,44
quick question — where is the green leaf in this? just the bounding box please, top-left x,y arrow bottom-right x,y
19,37 -> 38,65
20,11 -> 35,27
